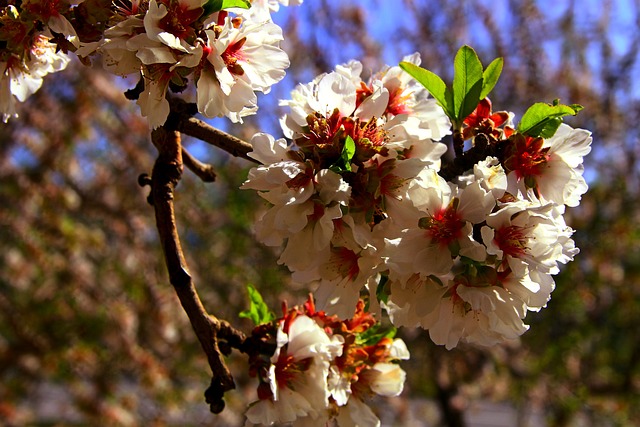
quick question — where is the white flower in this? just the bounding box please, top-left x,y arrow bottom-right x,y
245,315 -> 343,426
384,274 -> 448,328
136,50 -> 203,128
377,52 -> 452,140
481,200 -> 577,277
0,34 -> 70,122
280,71 -> 358,138
311,247 -> 380,319
334,398 -> 381,427
458,156 -> 507,200
48,12 -> 79,47
101,18 -> 146,76
388,181 -> 494,280
143,0 -> 205,53
416,282 -> 529,349
505,124 -> 592,207
197,16 -> 289,122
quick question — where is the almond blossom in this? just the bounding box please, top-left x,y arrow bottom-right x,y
0,31 -> 70,122
95,0 -> 290,128
245,298 -> 409,427
245,315 -> 343,426
504,123 -> 592,207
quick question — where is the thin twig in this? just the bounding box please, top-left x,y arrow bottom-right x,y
167,97 -> 259,164
182,147 -> 217,182
177,117 -> 259,164
149,126 -> 246,414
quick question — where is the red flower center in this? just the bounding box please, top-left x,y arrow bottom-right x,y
386,86 -> 411,116
493,225 -> 529,258
274,353 -> 312,389
221,37 -> 247,75
420,200 -> 465,246
504,135 -> 551,180
158,0 -> 202,42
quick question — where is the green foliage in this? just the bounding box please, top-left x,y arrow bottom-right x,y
518,100 -> 583,138
202,0 -> 250,17
400,45 -> 503,126
355,322 -> 397,347
329,135 -> 356,173
375,274 -> 390,304
399,61 -> 453,118
452,45 -> 485,122
239,284 -> 276,326
480,57 -> 504,100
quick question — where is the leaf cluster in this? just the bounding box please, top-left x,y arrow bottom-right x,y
400,46 -> 582,139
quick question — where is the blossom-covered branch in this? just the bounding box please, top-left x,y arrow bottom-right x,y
1,0 -> 593,425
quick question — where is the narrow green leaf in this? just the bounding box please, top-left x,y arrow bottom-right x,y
204,0 -> 250,14
452,45 -> 484,120
518,102 -> 582,137
444,86 -> 455,120
355,323 -> 397,346
459,79 -> 483,122
342,135 -> 356,168
480,57 -> 503,100
239,284 -> 275,326
399,61 -> 452,117
329,135 -> 356,173
221,0 -> 251,7
376,274 -> 390,304
534,118 -> 563,139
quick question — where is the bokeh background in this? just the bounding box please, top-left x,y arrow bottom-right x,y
1,0 -> 639,425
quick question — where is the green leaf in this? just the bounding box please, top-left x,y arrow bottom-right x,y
203,0 -> 251,14
452,45 -> 484,121
480,57 -> 503,100
518,102 -> 583,138
355,323 -> 397,347
329,135 -> 356,173
399,61 -> 453,118
221,0 -> 251,7
376,274 -> 390,304
239,284 -> 275,326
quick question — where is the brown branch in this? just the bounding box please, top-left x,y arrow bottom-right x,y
167,97 -> 259,164
182,147 -> 217,182
149,126 -> 246,414
177,117 -> 258,163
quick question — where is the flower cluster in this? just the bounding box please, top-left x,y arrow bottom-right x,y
0,4 -> 72,122
92,0 -> 292,127
0,0 -> 299,127
245,297 -> 409,427
242,55 -> 592,349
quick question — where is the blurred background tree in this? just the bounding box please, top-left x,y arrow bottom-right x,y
0,0 -> 638,426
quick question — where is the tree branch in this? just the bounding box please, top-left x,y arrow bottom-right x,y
182,147 -> 217,182
149,126 -> 246,414
167,97 -> 259,164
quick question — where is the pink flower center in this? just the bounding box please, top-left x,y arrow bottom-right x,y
330,247 -> 360,281
505,135 -> 551,179
222,37 -> 247,75
274,353 -> 312,389
307,202 -> 325,222
158,0 -> 202,41
420,200 -> 465,246
297,109 -> 345,165
493,225 -> 529,258
285,167 -> 313,191
386,87 -> 411,116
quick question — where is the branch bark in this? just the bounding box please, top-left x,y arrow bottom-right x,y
167,97 -> 258,164
182,147 -> 217,182
149,126 -> 246,413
